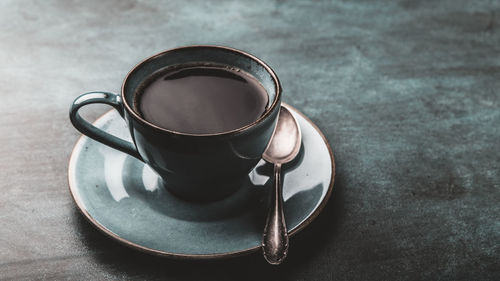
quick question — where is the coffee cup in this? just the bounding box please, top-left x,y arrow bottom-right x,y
69,46 -> 282,201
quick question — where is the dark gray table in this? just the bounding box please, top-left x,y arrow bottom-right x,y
1,0 -> 499,280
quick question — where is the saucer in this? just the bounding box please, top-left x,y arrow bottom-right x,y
68,104 -> 335,259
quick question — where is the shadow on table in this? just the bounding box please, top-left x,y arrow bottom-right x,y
72,173 -> 346,281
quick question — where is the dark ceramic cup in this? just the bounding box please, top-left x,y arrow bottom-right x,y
70,46 -> 281,201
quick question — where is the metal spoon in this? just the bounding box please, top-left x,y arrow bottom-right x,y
262,104 -> 302,265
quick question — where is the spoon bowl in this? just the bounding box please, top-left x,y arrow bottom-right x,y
263,106 -> 302,164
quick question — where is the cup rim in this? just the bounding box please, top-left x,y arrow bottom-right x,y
121,45 -> 282,137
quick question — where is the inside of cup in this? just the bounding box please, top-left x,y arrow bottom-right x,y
123,46 -> 279,115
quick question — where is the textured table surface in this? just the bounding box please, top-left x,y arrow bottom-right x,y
0,0 -> 499,280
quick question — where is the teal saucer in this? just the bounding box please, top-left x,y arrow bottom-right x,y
68,104 -> 335,259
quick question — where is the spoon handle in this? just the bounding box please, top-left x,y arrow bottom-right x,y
262,163 -> 289,265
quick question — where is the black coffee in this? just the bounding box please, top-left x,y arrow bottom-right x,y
134,65 -> 269,134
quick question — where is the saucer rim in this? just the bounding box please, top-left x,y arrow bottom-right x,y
67,103 -> 335,260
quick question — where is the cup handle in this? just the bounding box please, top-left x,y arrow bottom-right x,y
69,91 -> 142,160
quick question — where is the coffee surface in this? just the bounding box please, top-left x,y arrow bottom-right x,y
134,65 -> 269,134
